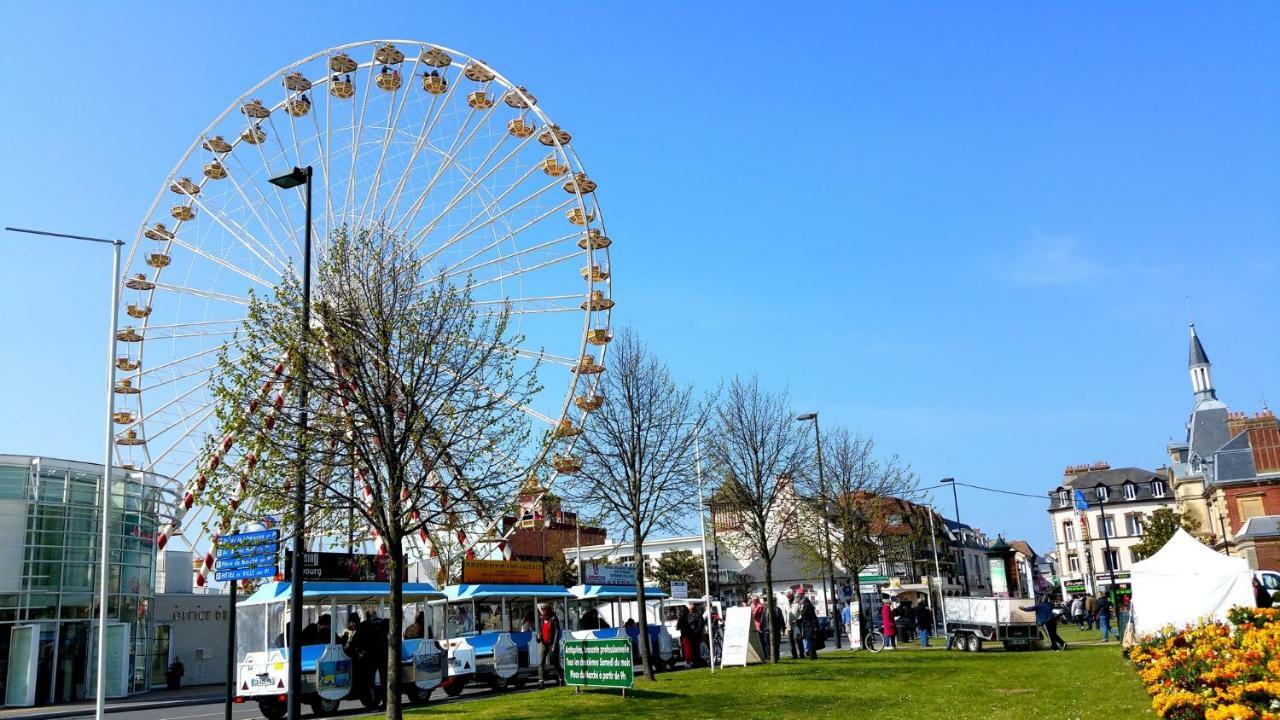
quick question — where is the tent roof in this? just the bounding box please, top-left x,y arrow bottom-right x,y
1131,529 -> 1248,575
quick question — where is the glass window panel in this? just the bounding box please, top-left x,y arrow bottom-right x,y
0,465 -> 28,500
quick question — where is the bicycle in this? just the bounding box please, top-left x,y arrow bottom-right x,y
862,628 -> 885,653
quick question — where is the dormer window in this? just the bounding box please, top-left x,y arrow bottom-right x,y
1123,483 -> 1136,501
1151,480 -> 1166,498
1056,490 -> 1069,506
1095,486 -> 1109,502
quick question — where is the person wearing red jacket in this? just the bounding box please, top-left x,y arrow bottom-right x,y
880,600 -> 897,650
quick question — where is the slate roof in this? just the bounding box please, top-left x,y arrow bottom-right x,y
1189,325 -> 1211,366
1238,515 -> 1280,540
1050,467 -> 1171,509
1214,433 -> 1260,485
1189,405 -> 1231,464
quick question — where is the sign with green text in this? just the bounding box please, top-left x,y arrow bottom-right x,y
563,638 -> 633,691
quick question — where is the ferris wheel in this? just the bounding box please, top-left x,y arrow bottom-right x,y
110,40 -> 613,576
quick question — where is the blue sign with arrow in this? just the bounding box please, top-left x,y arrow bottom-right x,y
214,529 -> 279,582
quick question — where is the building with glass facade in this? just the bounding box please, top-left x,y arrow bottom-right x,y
0,455 -> 178,706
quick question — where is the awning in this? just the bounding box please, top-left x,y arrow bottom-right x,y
238,581 -> 444,606
569,584 -> 669,600
441,583 -> 576,601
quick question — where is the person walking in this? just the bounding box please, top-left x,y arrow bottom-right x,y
784,590 -> 799,659
798,591 -> 819,659
1021,593 -> 1067,651
769,599 -> 785,661
1096,593 -> 1114,642
1070,594 -> 1085,630
686,602 -> 707,667
880,600 -> 897,650
1083,594 -> 1097,631
914,602 -> 934,648
536,603 -> 564,688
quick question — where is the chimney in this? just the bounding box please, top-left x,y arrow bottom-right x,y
1228,411 -> 1249,438
1063,461 -> 1109,483
1247,410 -> 1280,474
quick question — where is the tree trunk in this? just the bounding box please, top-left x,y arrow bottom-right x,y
385,534 -> 403,720
633,529 -> 656,681
763,554 -> 777,663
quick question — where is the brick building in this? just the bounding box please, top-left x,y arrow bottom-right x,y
1167,324 -> 1280,570
499,475 -> 606,564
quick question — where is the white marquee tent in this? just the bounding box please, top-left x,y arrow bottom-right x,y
1129,529 -> 1255,636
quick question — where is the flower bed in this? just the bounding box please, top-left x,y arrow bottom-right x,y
1126,607 -> 1280,719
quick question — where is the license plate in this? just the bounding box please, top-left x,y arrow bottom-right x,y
252,677 -> 274,687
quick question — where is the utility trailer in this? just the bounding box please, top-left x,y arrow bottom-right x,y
942,597 -> 1043,652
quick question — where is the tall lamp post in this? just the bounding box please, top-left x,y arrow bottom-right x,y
267,166 -> 313,720
796,412 -> 839,648
940,478 -> 970,595
6,226 -> 122,719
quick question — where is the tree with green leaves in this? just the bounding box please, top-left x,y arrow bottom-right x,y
652,550 -> 706,596
1131,507 -> 1204,561
205,226 -> 538,718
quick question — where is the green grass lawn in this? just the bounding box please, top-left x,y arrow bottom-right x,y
404,627 -> 1150,720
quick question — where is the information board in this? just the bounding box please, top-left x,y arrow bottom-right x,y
720,606 -> 764,667
283,551 -> 407,582
563,638 -> 634,690
582,562 -> 635,585
460,559 -> 545,584
670,581 -> 688,600
216,530 -> 279,583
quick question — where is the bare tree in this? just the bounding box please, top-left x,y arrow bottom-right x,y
559,328 -> 709,680
206,227 -> 537,718
706,375 -> 808,662
791,427 -> 920,638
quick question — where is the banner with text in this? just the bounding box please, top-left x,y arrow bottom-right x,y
563,638 -> 634,690
582,562 -> 635,586
460,560 -> 545,585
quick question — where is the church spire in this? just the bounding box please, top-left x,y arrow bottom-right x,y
1189,323 -> 1215,402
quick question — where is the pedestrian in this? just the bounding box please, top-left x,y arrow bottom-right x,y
799,591 -> 819,659
914,602 -> 934,647
676,605 -> 694,666
840,601 -> 854,644
536,603 -> 564,687
1096,593 -> 1115,642
686,602 -> 707,667
1021,593 -> 1067,651
784,590 -> 799,659
1254,577 -> 1274,609
1070,594 -> 1085,630
880,600 -> 897,650
1083,594 -> 1097,631
769,599 -> 785,661
750,595 -> 768,660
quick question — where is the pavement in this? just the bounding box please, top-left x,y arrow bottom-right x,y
0,686 -> 225,720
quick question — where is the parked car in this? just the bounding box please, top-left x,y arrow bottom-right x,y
1255,570 -> 1280,601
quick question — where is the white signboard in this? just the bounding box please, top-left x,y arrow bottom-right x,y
447,639 -> 476,677
412,640 -> 443,690
315,645 -> 352,700
719,606 -> 764,667
583,562 -> 635,585
493,634 -> 519,679
670,581 -> 688,600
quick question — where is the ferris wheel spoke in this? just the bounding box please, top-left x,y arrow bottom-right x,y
438,230 -> 579,280
382,93 -> 442,221
133,396 -> 221,447
168,234 -> 277,289
354,53 -> 423,226
138,404 -> 219,474
427,194 -> 574,271
393,94 -> 501,243
242,131 -> 306,256
383,62 -> 465,223
408,135 -> 540,253
342,60 -> 381,225
470,250 -> 583,290
267,113 -> 302,179
438,364 -> 558,426
182,192 -> 288,278
134,344 -> 228,380
135,359 -> 240,393
215,150 -> 301,264
153,283 -> 250,306
117,376 -> 214,434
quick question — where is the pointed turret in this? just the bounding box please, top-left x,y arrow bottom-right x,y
1188,324 -> 1216,402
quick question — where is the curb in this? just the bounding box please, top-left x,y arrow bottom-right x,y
4,695 -> 223,720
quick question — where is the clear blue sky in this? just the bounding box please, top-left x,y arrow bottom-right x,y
1,2 -> 1276,552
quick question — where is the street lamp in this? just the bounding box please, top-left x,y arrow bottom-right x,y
940,478 -> 970,595
268,165 -> 312,720
5,226 -> 123,720
796,412 -> 839,648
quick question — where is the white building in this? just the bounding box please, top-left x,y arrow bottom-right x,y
1048,462 -> 1178,598
561,534 -> 745,596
